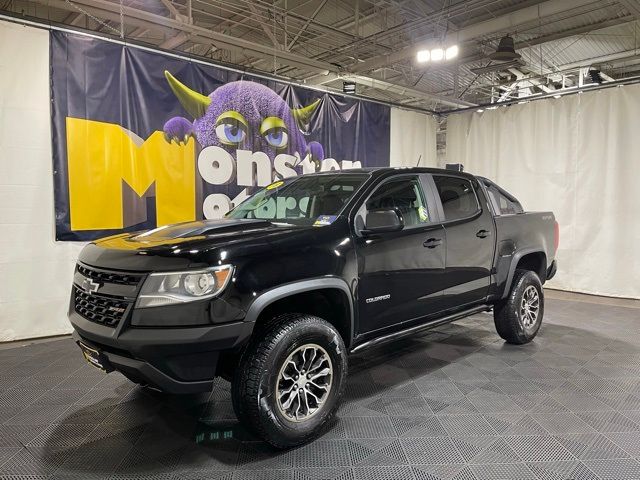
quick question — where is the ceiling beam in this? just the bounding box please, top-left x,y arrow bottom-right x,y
64,12 -> 85,26
159,31 -> 190,50
559,49 -> 640,70
315,74 -> 476,108
618,0 -> 640,18
287,0 -> 328,51
160,0 -> 180,19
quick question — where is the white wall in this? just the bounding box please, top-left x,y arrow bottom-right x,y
390,108 -> 438,167
447,86 -> 640,299
0,21 -> 82,341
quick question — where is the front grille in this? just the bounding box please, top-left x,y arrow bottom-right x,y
74,288 -> 131,328
77,264 -> 143,286
74,264 -> 143,328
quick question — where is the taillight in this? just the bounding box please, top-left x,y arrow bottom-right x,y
554,221 -> 560,253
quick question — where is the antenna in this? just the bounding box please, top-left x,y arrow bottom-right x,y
415,154 -> 422,167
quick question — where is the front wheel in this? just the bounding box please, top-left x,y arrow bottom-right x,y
231,314 -> 347,448
494,269 -> 544,344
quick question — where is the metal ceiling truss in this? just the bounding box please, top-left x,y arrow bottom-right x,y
1,0 -> 638,111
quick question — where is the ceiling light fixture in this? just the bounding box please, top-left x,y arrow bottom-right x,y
417,45 -> 458,63
431,48 -> 444,61
416,50 -> 431,63
342,81 -> 356,94
490,35 -> 521,61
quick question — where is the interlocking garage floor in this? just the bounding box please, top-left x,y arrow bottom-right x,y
1,293 -> 640,480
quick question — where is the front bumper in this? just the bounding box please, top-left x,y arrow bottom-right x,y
69,310 -> 253,393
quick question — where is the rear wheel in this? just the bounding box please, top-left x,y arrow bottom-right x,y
231,314 -> 347,448
494,269 -> 544,344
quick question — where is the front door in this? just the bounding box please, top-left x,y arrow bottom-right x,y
431,174 -> 496,310
354,175 -> 446,335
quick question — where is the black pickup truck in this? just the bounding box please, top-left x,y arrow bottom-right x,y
69,167 -> 558,447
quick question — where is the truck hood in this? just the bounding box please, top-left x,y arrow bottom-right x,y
78,218 -> 315,271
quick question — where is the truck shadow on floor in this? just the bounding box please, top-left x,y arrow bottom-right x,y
40,312 -> 640,476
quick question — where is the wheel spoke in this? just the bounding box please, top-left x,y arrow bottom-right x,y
305,388 -> 323,405
295,393 -> 302,420
301,388 -> 310,415
281,389 -> 298,409
308,379 -> 329,391
306,347 -> 317,371
308,367 -> 331,381
307,357 -> 327,374
287,359 -> 300,374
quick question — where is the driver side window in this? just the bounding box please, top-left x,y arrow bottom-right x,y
365,177 -> 430,228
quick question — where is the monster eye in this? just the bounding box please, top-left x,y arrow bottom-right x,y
260,116 -> 289,149
214,111 -> 249,146
264,128 -> 289,148
215,120 -> 247,145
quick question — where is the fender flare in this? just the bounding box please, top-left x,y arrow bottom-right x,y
501,248 -> 546,299
243,277 -> 355,347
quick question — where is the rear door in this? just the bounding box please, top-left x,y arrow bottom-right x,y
430,174 -> 496,310
354,174 -> 446,335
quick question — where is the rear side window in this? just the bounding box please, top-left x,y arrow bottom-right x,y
433,176 -> 480,221
486,185 -> 523,215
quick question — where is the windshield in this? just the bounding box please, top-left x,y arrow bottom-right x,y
226,173 -> 369,226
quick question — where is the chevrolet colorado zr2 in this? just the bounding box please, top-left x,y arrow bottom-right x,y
68,167 -> 558,447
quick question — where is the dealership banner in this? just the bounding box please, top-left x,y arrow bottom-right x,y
51,31 -> 391,241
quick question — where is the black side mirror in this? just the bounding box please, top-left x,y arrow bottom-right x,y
362,209 -> 404,234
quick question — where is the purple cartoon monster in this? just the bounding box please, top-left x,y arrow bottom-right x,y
162,71 -> 324,167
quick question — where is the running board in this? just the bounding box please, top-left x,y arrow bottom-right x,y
350,304 -> 492,354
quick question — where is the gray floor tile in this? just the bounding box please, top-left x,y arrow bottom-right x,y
0,296 -> 639,478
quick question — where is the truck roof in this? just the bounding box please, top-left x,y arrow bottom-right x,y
308,166 -> 476,180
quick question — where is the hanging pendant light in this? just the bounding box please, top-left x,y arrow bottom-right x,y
489,35 -> 521,61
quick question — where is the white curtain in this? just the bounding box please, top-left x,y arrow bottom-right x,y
390,108 -> 438,167
0,20 -> 82,341
447,86 -> 640,299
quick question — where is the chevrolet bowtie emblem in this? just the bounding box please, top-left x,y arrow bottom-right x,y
81,276 -> 101,295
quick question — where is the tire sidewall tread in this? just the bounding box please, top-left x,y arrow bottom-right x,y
494,269 -> 544,345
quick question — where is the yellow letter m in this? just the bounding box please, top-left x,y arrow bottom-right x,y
66,118 -> 196,231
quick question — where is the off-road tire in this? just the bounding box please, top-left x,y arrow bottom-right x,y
231,313 -> 347,448
494,269 -> 544,344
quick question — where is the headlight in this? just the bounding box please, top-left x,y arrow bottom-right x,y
136,265 -> 234,308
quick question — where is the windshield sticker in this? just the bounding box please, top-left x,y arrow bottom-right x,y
313,215 -> 338,226
265,180 -> 284,190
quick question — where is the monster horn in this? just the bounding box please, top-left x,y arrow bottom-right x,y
292,98 -> 321,127
164,71 -> 211,119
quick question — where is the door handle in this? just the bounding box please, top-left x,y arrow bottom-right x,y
423,238 -> 443,248
476,229 -> 491,238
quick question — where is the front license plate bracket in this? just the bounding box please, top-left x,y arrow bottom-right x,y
78,341 -> 114,373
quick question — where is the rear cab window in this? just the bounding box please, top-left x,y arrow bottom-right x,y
483,182 -> 524,216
